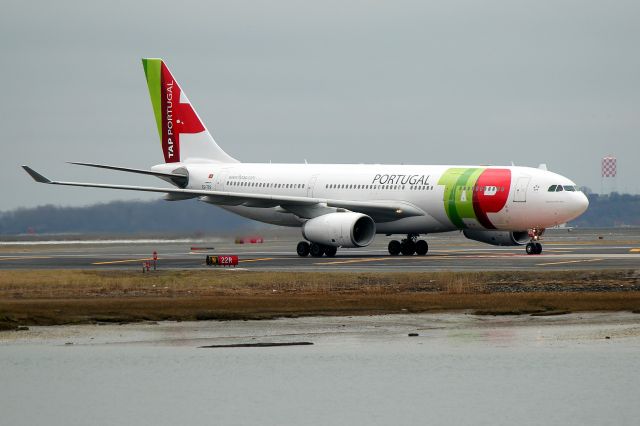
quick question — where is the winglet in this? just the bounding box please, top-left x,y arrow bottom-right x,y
22,166 -> 52,183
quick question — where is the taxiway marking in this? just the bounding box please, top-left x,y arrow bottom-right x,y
316,253 -> 530,265
315,257 -> 394,265
239,257 -> 275,263
0,256 -> 52,261
92,257 -> 155,265
536,258 -> 603,267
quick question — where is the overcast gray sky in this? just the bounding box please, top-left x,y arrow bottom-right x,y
1,0 -> 639,211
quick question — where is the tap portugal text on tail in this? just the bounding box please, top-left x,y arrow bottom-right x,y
23,58 -> 589,257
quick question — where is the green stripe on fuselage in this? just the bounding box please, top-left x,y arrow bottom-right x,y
141,58 -> 162,142
439,167 -> 484,229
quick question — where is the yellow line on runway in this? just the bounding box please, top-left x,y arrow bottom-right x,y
0,256 -> 52,261
239,258 -> 274,263
547,240 -> 640,245
315,257 -> 394,265
93,258 -> 154,265
536,258 -> 603,267
630,249 -> 640,253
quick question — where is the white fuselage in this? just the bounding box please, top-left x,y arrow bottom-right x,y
153,162 -> 589,235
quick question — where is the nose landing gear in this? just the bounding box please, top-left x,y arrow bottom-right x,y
525,228 -> 545,255
526,242 -> 543,255
388,234 -> 429,256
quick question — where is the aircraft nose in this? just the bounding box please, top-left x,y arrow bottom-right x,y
574,192 -> 589,216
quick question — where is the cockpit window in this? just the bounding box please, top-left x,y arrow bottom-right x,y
549,184 -> 580,192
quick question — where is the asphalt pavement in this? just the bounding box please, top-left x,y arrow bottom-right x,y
1,228 -> 639,272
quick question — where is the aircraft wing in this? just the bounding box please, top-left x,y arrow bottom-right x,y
22,166 -> 425,222
68,162 -> 189,187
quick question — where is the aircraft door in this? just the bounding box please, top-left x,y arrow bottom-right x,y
513,176 -> 531,202
307,174 -> 318,197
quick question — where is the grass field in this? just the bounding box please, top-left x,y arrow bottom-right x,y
1,269 -> 639,329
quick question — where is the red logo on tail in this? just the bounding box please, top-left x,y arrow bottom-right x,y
160,63 -> 205,163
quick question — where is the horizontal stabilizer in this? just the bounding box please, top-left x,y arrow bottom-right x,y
68,162 -> 188,187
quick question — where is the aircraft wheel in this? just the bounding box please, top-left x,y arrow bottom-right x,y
415,240 -> 429,256
296,241 -> 310,257
534,242 -> 543,255
324,246 -> 337,257
310,243 -> 324,257
388,240 -> 401,256
400,240 -> 416,256
526,243 -> 535,255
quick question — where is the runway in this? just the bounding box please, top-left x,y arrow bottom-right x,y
1,228 -> 639,272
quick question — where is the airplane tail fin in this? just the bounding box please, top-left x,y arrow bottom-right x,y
141,58 -> 239,164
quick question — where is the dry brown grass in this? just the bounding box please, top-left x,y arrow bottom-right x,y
0,269 -> 639,328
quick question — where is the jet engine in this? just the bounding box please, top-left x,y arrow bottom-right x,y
302,212 -> 376,248
463,230 -> 529,246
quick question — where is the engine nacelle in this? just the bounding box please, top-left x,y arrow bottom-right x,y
463,230 -> 529,246
302,213 -> 376,248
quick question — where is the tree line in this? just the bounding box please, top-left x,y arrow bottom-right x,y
0,193 -> 638,235
0,199 -> 250,235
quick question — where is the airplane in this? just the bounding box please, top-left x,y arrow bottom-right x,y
22,58 -> 589,258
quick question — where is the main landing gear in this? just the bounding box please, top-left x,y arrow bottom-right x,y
296,241 -> 337,258
525,228 -> 545,255
388,234 -> 428,256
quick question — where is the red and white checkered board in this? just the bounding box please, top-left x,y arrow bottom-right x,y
602,157 -> 617,177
